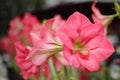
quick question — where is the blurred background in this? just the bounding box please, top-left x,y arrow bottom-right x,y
0,0 -> 120,37
0,0 -> 120,80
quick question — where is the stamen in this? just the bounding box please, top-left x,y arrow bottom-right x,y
73,38 -> 90,59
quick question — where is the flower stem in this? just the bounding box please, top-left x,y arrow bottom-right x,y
71,67 -> 79,80
48,57 -> 59,80
40,74 -> 46,80
63,66 -> 70,80
112,13 -> 119,17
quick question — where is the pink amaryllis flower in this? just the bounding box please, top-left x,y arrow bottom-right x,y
91,1 -> 116,34
8,17 -> 23,39
58,11 -> 114,72
21,13 -> 41,44
15,41 -> 40,79
15,41 -> 59,80
22,13 -> 40,28
26,15 -> 68,67
0,17 -> 23,55
0,13 -> 41,55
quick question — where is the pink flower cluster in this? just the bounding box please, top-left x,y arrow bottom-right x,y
0,2 -> 115,80
0,13 -> 41,56
15,14 -> 68,79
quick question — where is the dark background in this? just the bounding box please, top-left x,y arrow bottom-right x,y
0,1 -> 120,37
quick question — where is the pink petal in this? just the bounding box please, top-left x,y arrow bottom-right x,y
89,36 -> 114,62
22,71 -> 29,80
56,52 -> 68,65
65,12 -> 91,29
91,1 -> 104,18
52,14 -> 65,31
79,23 -> 104,44
85,34 -> 105,49
15,41 -> 29,55
78,55 -> 100,72
91,1 -> 112,31
58,31 -> 74,49
29,53 -> 50,65
27,65 -> 37,74
30,30 -> 41,45
63,46 -> 80,68
26,40 -> 57,65
19,61 -> 32,70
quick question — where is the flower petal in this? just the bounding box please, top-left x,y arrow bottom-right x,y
89,35 -> 114,62
26,40 -> 57,65
91,1 -> 104,18
56,52 -> 68,65
65,11 -> 91,29
63,45 -> 80,68
79,23 -> 104,44
78,55 -> 100,72
58,31 -> 74,49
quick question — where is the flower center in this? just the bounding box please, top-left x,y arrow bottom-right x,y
74,38 -> 84,49
74,38 -> 90,59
